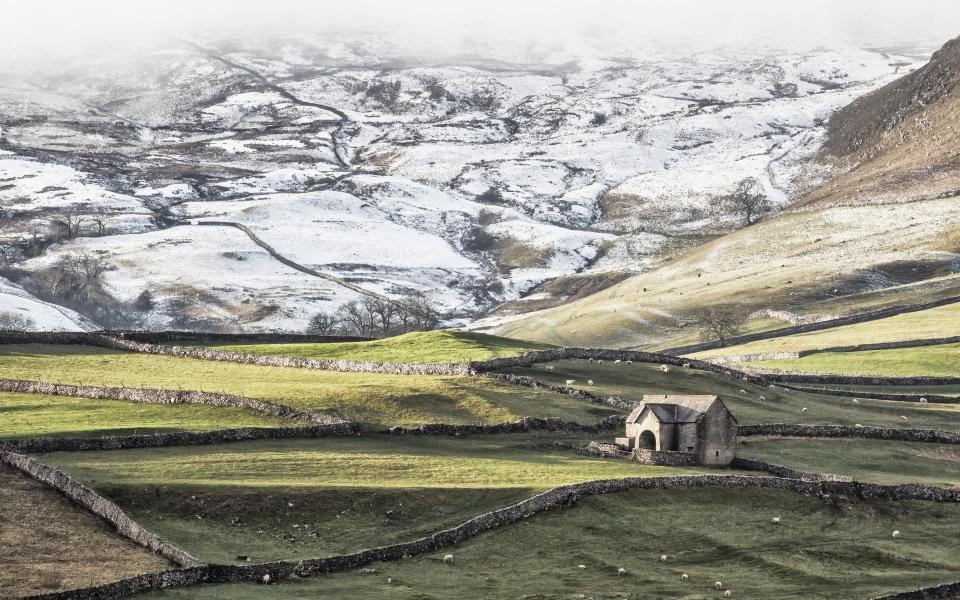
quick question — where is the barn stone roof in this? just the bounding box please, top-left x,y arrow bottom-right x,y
626,395 -> 722,424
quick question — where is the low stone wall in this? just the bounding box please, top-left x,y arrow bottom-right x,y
872,581 -> 960,600
109,331 -> 369,344
738,424 -> 960,445
0,378 -> 345,425
731,457 -> 851,482
0,450 -> 202,568
22,473 -> 960,600
782,384 -> 960,404
749,370 -> 960,386
384,415 -> 624,436
1,423 -> 359,454
633,448 -> 698,466
660,295 -> 960,356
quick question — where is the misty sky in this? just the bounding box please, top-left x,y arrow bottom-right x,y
2,0 -> 959,63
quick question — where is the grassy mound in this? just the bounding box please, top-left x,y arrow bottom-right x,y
138,486 -> 960,599
200,330 -> 553,364
0,345 -> 618,428
42,435 -> 709,563
740,437 -> 960,486
747,343 -> 960,377
0,392 -> 292,440
508,360 -> 960,430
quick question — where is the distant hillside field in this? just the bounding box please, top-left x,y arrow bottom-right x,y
747,343 -> 960,377
201,330 -> 553,363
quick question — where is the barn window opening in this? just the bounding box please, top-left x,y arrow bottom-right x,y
715,450 -> 720,457
687,446 -> 694,452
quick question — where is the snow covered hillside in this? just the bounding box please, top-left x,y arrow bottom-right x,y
0,33 -> 931,331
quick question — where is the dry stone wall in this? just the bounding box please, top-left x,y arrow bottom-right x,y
738,424 -> 960,444
384,415 -> 623,436
1,424 -> 358,454
0,378 -> 346,425
731,457 -> 852,482
782,384 -> 960,404
0,450 -> 202,568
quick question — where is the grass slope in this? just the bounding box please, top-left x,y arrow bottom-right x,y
0,465 -> 171,598
0,392 -> 291,440
695,302 -> 960,359
203,330 -> 553,363
43,435 -> 709,563
139,486 -> 960,600
509,360 -> 960,431
748,343 -> 960,377
739,437 -> 960,487
0,345 -> 617,428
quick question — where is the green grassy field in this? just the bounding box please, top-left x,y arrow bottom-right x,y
747,343 -> 960,377
509,360 -> 960,431
0,345 -> 618,428
202,330 -> 553,363
739,437 -> 960,487
138,486 -> 960,600
42,435 -> 710,563
694,302 -> 960,360
0,392 -> 292,440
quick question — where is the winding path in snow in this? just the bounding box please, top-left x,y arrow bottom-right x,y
180,39 -> 353,168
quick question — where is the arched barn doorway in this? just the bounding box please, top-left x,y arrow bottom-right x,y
637,430 -> 657,450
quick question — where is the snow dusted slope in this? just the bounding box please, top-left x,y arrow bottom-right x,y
0,277 -> 94,331
0,34 -> 931,330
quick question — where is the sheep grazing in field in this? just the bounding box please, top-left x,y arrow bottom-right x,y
856,423 -> 863,428
715,581 -> 724,590
724,591 -> 733,598
659,554 -> 668,563
588,357 -> 595,362
759,396 -> 766,402
577,564 -> 586,569
852,398 -> 859,404
587,379 -> 595,385
387,577 -> 392,584
892,530 -> 901,539
443,554 -> 454,563
683,362 -> 691,368
801,407 -> 808,413
900,415 -> 909,421
615,359 -> 622,364
769,384 -> 777,390
739,389 -> 747,395
597,360 -> 603,365
660,365 -> 671,373
261,574 -> 272,585
771,516 -> 781,525
617,568 -> 627,576
681,573 -> 689,581
545,365 -> 555,370
566,379 -> 576,386
920,397 -> 928,404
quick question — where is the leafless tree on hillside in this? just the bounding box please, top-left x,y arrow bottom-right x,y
689,305 -> 747,346
0,311 -> 36,332
306,311 -> 338,335
725,178 -> 771,225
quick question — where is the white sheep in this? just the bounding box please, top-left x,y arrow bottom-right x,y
920,397 -> 928,404
759,396 -> 766,402
683,362 -> 691,368
615,359 -> 622,364
715,581 -> 724,590
680,573 -> 689,581
577,564 -> 586,569
769,384 -> 777,390
724,591 -> 732,598
617,567 -> 627,576
771,516 -> 780,524
801,407 -> 808,413
660,365 -> 671,373
659,554 -> 668,563
626,360 -> 633,364
597,360 -> 603,365
855,423 -> 863,428
565,379 -> 576,386
387,577 -> 393,584
261,574 -> 271,585
443,554 -> 454,563
545,365 -> 555,370
852,398 -> 859,404
892,530 -> 901,539
588,357 -> 595,362
739,389 -> 747,395
900,415 -> 908,421
587,379 -> 594,385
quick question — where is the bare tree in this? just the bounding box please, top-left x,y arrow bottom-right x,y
724,178 -> 771,226
689,305 -> 747,346
58,213 -> 85,240
0,311 -> 36,332
398,292 -> 440,332
306,311 -> 338,335
48,250 -> 109,302
91,211 -> 108,237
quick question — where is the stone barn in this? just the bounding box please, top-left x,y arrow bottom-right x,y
615,395 -> 737,466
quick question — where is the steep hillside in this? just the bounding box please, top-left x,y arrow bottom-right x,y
799,35 -> 960,207
488,36 -> 960,349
